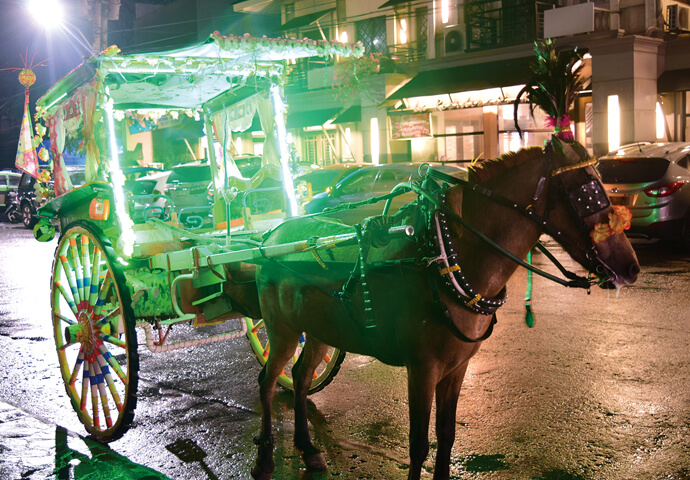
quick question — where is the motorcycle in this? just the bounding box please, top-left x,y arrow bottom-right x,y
3,190 -> 22,223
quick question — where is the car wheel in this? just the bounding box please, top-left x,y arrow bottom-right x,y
22,203 -> 36,229
8,208 -> 22,224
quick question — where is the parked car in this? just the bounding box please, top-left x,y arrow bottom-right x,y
294,163 -> 366,203
17,168 -> 86,229
123,166 -> 166,191
304,162 -> 468,225
1,170 -> 21,223
597,142 -> 690,248
0,170 -> 21,209
233,154 -> 263,178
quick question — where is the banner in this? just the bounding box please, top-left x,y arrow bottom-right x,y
15,95 -> 39,178
389,111 -> 432,140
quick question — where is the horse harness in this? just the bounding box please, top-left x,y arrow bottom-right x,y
267,143 -> 615,343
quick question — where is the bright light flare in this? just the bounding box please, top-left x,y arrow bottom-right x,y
28,0 -> 64,28
442,0 -> 450,23
607,95 -> 620,152
656,102 -> 665,140
271,85 -> 299,217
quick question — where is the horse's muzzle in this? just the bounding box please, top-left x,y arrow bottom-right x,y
597,260 -> 640,289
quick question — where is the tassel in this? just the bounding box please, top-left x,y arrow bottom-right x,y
524,250 -> 535,327
525,304 -> 535,328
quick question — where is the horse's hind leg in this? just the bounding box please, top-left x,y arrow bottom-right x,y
292,337 -> 329,471
252,321 -> 300,480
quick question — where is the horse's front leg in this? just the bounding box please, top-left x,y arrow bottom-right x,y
292,337 -> 329,471
252,323 -> 300,480
407,364 -> 438,480
432,363 -> 469,480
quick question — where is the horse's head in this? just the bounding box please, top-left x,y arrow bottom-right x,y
546,141 -> 640,289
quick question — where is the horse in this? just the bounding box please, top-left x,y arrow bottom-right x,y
250,140 -> 640,480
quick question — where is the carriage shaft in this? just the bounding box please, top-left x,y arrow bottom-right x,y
148,225 -> 414,273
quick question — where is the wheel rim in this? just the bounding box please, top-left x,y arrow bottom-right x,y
246,318 -> 344,394
22,205 -> 32,227
51,224 -> 138,440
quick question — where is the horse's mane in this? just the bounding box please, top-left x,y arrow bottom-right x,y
469,146 -> 544,184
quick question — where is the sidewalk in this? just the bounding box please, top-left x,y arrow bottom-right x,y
0,400 -> 57,480
0,401 -> 172,480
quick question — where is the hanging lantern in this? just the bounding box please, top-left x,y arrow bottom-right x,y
18,69 -> 36,87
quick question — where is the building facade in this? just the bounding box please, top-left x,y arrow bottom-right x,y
232,0 -> 690,166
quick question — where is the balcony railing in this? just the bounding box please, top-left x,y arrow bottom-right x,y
285,57 -> 336,92
387,41 -> 427,63
465,0 -> 556,51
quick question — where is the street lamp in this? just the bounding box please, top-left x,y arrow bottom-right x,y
27,0 -> 63,28
26,0 -> 107,56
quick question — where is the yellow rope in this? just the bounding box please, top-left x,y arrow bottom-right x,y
551,157 -> 597,176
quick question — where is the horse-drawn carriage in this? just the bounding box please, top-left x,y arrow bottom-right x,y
30,32 -> 369,442
30,35 -> 640,479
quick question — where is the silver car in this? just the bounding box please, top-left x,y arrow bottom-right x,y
304,163 -> 467,225
597,142 -> 690,248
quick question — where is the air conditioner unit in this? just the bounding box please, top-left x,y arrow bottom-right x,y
444,24 -> 466,54
667,3 -> 690,31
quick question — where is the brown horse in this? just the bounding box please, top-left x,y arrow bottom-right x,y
251,141 -> 640,480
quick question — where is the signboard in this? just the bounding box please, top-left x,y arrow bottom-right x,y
544,2 -> 594,38
389,111 -> 432,140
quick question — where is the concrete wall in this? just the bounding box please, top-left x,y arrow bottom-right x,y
590,35 -> 663,155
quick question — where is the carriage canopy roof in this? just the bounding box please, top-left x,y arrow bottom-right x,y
37,32 -> 364,113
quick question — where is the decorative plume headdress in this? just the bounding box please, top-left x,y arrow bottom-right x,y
514,39 -> 588,144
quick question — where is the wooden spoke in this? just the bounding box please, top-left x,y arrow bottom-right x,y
245,318 -> 346,394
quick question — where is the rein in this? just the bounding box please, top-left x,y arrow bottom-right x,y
411,167 -> 594,290
261,158 -> 603,342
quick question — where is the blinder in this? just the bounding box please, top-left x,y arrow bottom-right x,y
566,178 -> 610,218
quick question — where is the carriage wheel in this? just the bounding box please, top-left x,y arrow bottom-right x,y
51,222 -> 139,442
245,318 -> 345,394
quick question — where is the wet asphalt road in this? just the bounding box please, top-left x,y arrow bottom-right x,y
0,222 -> 689,480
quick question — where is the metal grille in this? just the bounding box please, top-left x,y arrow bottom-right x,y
356,16 -> 387,55
284,2 -> 294,22
465,0 -> 555,51
416,7 -> 428,59
323,138 -> 334,165
304,137 -> 317,164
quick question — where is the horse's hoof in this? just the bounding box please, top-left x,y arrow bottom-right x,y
303,450 -> 328,472
251,462 -> 274,480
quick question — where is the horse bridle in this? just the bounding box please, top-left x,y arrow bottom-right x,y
544,149 -> 622,285
416,147 -> 619,291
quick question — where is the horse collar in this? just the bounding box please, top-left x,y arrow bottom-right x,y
429,192 -> 508,317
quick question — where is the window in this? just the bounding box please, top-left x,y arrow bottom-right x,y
374,169 -> 411,192
356,16 -> 387,55
416,7 -> 428,58
434,108 -> 484,163
304,137 -> 317,164
498,104 -> 551,154
340,170 -> 378,195
284,2 -> 295,22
